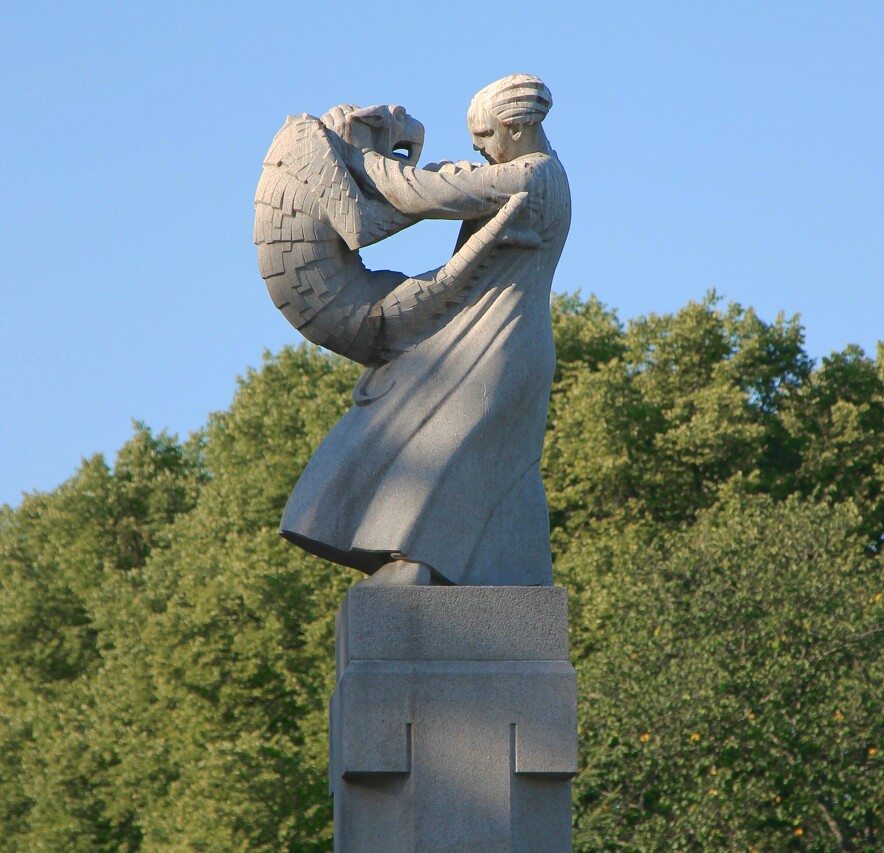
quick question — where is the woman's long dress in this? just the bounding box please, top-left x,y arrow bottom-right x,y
280,150 -> 571,585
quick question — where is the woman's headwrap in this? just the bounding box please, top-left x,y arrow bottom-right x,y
468,74 -> 553,128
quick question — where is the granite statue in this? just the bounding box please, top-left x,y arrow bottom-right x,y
255,104 -> 527,366
255,74 -> 571,587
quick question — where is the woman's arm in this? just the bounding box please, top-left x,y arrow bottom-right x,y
356,150 -> 529,219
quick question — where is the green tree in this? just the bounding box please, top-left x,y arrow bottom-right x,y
0,297 -> 880,850
567,492 -> 881,852
0,426 -> 202,850
87,347 -> 358,851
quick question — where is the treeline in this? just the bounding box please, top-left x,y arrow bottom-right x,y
1,295 -> 881,851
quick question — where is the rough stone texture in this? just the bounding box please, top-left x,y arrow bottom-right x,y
259,75 -> 576,846
330,586 -> 577,852
336,585 -> 570,672
254,107 -> 527,367
273,75 -> 571,588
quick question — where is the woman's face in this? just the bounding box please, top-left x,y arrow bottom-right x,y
468,105 -> 514,165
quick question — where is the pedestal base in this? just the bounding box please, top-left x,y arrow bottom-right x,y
330,586 -> 577,853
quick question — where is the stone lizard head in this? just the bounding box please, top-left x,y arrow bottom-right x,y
321,103 -> 425,166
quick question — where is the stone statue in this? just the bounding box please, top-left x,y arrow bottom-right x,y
255,74 -> 570,587
255,104 -> 527,366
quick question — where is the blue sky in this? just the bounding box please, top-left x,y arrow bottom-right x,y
1,1 -> 882,508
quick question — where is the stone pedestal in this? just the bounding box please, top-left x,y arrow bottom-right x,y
330,586 -> 577,852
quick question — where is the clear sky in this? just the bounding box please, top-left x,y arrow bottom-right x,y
1,1 -> 882,508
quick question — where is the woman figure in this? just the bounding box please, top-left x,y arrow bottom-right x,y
280,74 -> 571,586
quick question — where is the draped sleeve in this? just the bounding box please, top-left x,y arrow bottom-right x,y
359,151 -> 536,220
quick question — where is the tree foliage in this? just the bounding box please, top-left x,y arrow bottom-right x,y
1,297 -> 880,850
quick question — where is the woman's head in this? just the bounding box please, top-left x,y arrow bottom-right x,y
467,74 -> 553,164
468,74 -> 552,128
